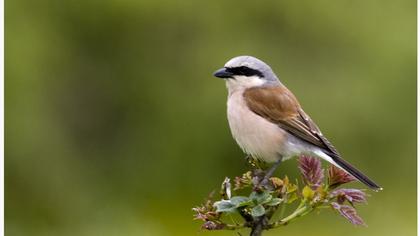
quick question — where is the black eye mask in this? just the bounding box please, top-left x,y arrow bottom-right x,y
225,66 -> 264,78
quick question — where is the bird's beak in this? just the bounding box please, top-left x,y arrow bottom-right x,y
213,68 -> 233,79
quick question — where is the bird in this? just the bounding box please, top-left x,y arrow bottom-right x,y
213,55 -> 381,191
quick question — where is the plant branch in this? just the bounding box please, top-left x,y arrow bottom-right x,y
250,216 -> 268,236
270,204 -> 312,228
223,223 -> 247,230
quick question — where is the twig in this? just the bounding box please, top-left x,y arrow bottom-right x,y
270,204 -> 312,228
250,216 -> 268,236
223,223 -> 247,230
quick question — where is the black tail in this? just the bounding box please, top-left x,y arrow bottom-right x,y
330,154 -> 382,191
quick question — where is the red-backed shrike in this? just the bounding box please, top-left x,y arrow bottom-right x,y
214,56 -> 381,190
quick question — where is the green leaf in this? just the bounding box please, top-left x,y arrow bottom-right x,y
251,205 -> 265,217
266,198 -> 282,206
230,196 -> 252,207
213,200 -> 237,213
302,186 -> 314,200
250,191 -> 272,204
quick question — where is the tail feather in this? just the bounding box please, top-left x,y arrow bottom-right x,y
315,150 -> 382,191
332,156 -> 382,191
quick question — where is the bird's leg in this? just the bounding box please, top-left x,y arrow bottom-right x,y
254,157 -> 283,191
263,158 -> 283,180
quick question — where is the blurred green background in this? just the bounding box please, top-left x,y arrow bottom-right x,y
6,0 -> 416,235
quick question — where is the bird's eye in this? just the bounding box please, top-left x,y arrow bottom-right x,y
226,66 -> 264,78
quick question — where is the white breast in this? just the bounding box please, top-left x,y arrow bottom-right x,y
227,90 -> 287,163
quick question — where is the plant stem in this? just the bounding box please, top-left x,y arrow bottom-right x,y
250,216 -> 268,236
270,204 -> 312,228
223,223 -> 247,230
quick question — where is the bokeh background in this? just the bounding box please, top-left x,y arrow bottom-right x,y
6,0 -> 416,235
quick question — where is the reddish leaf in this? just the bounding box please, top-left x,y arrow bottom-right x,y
328,165 -> 356,188
202,221 -> 225,230
331,189 -> 367,204
298,155 -> 324,189
331,202 -> 366,226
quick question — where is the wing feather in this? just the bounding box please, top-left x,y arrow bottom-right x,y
243,86 -> 339,156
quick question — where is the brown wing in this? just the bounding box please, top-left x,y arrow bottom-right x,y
244,86 -> 384,190
243,86 -> 340,156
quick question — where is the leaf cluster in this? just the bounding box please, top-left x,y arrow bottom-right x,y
193,155 -> 371,233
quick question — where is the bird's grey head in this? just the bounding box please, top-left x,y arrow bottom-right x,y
213,56 -> 281,92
